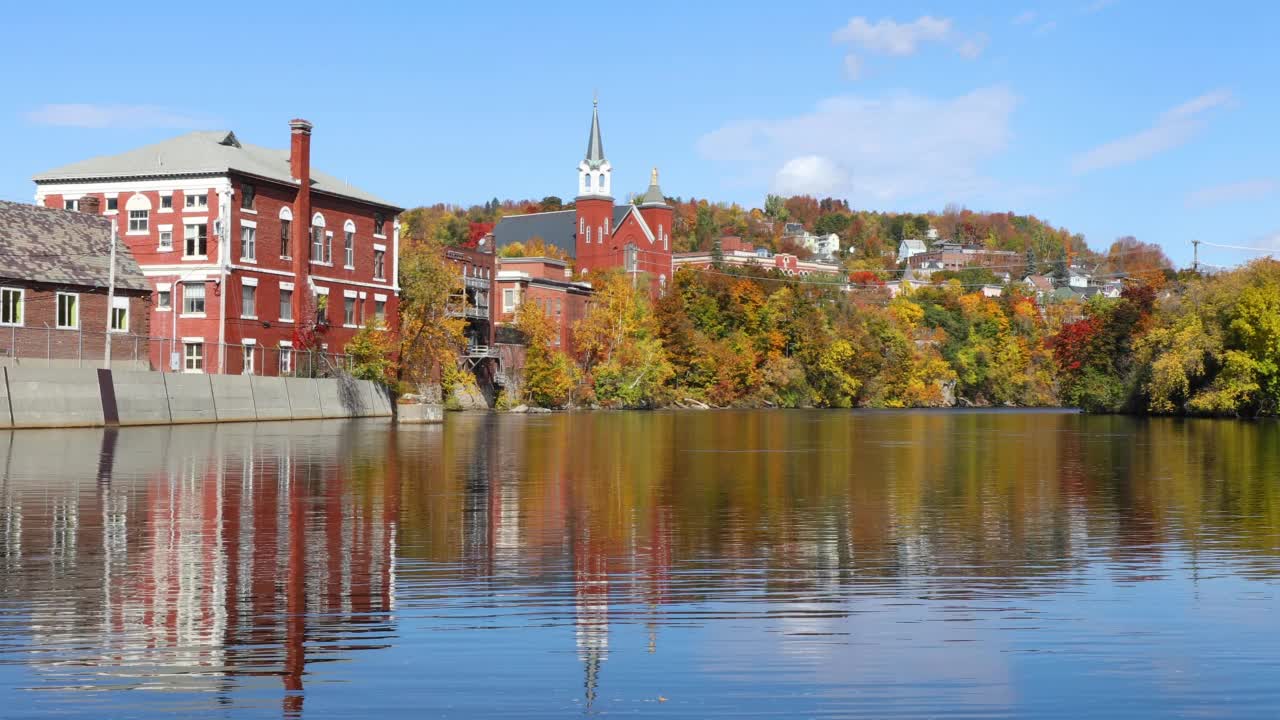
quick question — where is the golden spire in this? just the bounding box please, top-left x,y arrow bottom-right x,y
650,167 -> 659,185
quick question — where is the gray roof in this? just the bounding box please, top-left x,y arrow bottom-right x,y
639,167 -> 668,207
0,200 -> 148,291
493,206 -> 633,258
901,238 -> 928,252
584,102 -> 606,169
33,130 -> 399,210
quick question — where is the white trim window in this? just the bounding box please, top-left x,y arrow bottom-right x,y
56,292 -> 79,329
240,224 -> 257,261
373,249 -> 386,280
184,193 -> 208,209
125,194 -> 151,234
0,288 -> 22,326
374,298 -> 386,322
156,284 -> 172,311
344,220 -> 356,268
278,341 -> 293,375
158,225 -> 174,251
63,199 -> 79,211
159,193 -> 173,211
109,296 -> 129,333
343,296 -> 357,327
240,282 -> 257,319
279,285 -> 294,322
182,281 -> 206,315
502,287 -> 518,313
242,340 -> 256,375
184,222 -> 208,258
184,341 -> 204,373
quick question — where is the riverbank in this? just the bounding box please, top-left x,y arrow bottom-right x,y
0,366 -> 392,429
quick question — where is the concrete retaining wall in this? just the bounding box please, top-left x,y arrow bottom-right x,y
0,368 -> 394,429
112,371 -> 172,426
284,378 -> 323,420
211,375 -> 257,422
250,377 -> 292,420
5,368 -> 103,428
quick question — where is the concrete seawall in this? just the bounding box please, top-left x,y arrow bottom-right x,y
0,367 -> 392,430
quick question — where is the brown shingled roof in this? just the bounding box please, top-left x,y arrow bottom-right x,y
0,200 -> 149,292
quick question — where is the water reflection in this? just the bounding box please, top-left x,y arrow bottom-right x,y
0,411 -> 1278,718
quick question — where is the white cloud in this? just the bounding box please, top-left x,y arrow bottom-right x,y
1185,179 -> 1277,209
842,54 -> 863,80
1013,10 -> 1037,25
833,16 -> 952,56
23,103 -> 208,129
1034,21 -> 1058,35
1070,89 -> 1232,174
832,15 -> 986,76
697,86 -> 1018,203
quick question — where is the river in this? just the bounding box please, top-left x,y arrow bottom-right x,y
0,410 -> 1277,718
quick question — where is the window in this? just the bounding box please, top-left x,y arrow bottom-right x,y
554,298 -> 561,315
279,343 -> 293,375
373,249 -> 386,279
279,287 -> 293,321
241,225 -> 256,261
184,342 -> 204,372
184,223 -> 208,257
279,207 -> 294,258
109,296 -> 129,332
242,345 -> 255,375
375,299 -> 386,322
185,193 -> 208,209
503,288 -> 517,313
625,244 -> 638,273
128,209 -> 148,233
160,194 -> 173,210
605,218 -> 610,235
182,282 -> 205,314
586,226 -> 591,244
344,297 -> 356,326
374,213 -> 386,236
241,283 -> 256,318
157,288 -> 171,310
324,232 -> 332,264
344,229 -> 355,267
241,183 -> 255,211
125,194 -> 151,233
311,226 -> 324,262
158,229 -> 173,251
63,199 -> 78,211
0,288 -> 22,326
106,197 -> 118,211
56,293 -> 78,329
659,224 -> 665,250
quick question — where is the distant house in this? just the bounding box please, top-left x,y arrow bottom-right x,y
898,238 -> 927,263
980,285 -> 1003,298
1023,274 -> 1053,296
1068,269 -> 1090,288
0,200 -> 151,367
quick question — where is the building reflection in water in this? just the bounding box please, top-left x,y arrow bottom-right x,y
0,422 -> 401,718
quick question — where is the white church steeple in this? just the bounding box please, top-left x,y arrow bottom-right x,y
577,96 -> 612,198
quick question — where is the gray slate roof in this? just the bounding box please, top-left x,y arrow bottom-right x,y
0,200 -> 149,291
33,130 -> 399,209
584,103 -> 606,168
493,206 -> 633,258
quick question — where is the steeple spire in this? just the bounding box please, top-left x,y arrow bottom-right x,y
584,96 -> 606,169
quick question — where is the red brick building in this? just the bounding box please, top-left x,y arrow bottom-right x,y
0,199 -> 152,367
492,100 -> 674,296
32,120 -> 401,375
494,257 -> 592,351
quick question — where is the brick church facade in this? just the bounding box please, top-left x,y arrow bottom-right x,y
493,100 -> 675,296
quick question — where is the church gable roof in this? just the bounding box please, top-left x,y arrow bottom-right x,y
494,209 -> 578,257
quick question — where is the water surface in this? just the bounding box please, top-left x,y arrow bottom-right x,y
0,411 -> 1278,718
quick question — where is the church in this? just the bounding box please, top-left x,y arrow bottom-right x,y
493,100 -> 675,294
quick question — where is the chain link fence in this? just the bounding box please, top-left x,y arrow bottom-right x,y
0,325 -> 353,377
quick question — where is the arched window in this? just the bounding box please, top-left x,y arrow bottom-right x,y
604,218 -> 609,235
586,227 -> 591,244
659,224 -> 665,250
624,243 -> 638,273
598,226 -> 603,242
311,213 -> 326,261
279,206 -> 294,258
125,193 -> 152,233
579,218 -> 585,235
343,219 -> 356,267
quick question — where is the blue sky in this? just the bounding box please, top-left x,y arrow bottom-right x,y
1,1 -> 1276,267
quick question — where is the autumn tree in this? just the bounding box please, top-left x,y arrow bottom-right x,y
514,300 -> 577,408
574,271 -> 673,408
395,238 -> 468,394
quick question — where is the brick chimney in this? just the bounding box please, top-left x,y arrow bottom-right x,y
290,119 -> 313,291
78,196 -> 101,214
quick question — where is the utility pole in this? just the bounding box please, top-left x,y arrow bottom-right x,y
1192,239 -> 1201,273
104,217 -> 118,368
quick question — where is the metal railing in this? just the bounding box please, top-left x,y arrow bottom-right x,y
0,325 -> 353,377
